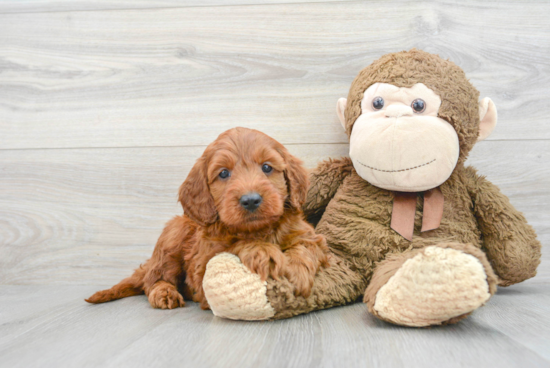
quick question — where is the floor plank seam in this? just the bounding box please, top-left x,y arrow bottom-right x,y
0,142 -> 348,151
0,0 -> 362,16
0,138 -> 547,152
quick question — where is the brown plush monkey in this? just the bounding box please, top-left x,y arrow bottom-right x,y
202,49 -> 541,326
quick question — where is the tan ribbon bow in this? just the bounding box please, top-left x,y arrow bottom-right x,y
390,187 -> 444,241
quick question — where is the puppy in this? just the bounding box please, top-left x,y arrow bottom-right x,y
86,127 -> 329,310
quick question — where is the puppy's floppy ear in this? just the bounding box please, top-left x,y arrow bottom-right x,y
179,156 -> 218,226
278,147 -> 309,210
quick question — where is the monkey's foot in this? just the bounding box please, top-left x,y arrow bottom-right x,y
203,253 -> 275,320
364,244 -> 497,327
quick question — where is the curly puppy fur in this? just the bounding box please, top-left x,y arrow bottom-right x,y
86,127 -> 329,309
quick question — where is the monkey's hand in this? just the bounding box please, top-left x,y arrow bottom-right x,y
303,157 -> 354,225
465,167 -> 541,286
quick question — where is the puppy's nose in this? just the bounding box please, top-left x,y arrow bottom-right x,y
240,192 -> 263,212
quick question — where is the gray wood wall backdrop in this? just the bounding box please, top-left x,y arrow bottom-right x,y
0,0 -> 549,286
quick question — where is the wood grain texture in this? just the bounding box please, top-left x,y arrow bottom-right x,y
0,284 -> 549,368
0,140 -> 548,285
1,0 -> 549,149
0,0 -> 358,14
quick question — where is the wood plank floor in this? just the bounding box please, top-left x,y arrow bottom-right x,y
0,282 -> 549,368
1,0 -> 549,366
1,1 -> 549,150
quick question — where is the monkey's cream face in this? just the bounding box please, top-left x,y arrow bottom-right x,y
348,83 -> 459,192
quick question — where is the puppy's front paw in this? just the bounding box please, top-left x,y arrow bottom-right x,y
148,281 -> 185,309
238,245 -> 286,281
284,261 -> 315,298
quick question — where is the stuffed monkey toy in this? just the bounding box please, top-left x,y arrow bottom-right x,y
202,49 -> 541,327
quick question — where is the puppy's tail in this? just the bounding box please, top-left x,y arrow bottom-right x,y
85,266 -> 145,304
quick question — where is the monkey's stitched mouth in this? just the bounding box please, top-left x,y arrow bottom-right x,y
357,158 -> 436,173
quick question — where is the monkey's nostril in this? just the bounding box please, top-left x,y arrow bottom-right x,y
240,192 -> 263,212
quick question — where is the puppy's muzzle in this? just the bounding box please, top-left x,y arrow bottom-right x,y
240,192 -> 263,212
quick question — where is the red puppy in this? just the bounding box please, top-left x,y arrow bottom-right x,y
86,127 -> 329,309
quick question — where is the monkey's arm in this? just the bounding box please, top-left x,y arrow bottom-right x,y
464,167 -> 541,286
303,157 -> 354,225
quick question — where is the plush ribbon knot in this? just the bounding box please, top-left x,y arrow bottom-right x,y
390,187 -> 444,241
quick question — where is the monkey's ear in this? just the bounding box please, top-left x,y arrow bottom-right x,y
336,98 -> 347,130
477,97 -> 498,142
178,157 -> 218,226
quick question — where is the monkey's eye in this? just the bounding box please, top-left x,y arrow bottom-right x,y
411,99 -> 426,113
372,96 -> 384,110
262,164 -> 273,174
219,169 -> 231,179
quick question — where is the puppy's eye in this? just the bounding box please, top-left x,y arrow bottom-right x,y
218,169 -> 230,179
411,99 -> 426,113
261,164 -> 273,174
372,96 -> 384,110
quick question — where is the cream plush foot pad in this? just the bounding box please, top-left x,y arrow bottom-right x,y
374,246 -> 491,327
203,253 -> 275,321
